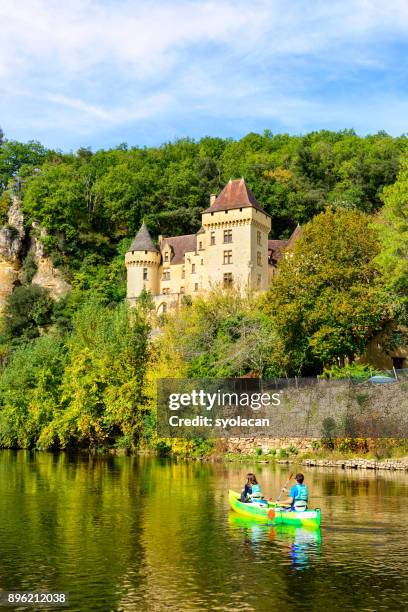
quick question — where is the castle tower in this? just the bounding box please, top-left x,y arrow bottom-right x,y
201,178 -> 271,291
125,222 -> 160,301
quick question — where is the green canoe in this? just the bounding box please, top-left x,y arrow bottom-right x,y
229,490 -> 321,528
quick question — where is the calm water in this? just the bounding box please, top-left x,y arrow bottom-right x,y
0,451 -> 408,611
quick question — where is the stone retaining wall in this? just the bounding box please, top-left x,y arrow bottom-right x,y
301,458 -> 408,471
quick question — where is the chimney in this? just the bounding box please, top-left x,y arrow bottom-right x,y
210,194 -> 216,206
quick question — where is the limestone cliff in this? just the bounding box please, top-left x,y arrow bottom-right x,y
0,197 -> 25,308
0,197 -> 71,310
29,224 -> 71,299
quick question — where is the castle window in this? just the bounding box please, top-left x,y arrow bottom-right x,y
143,267 -> 148,280
224,229 -> 232,243
257,251 -> 262,267
194,283 -> 199,292
199,241 -> 203,250
162,288 -> 170,295
180,286 -> 185,294
257,274 -> 261,287
164,252 -> 169,262
181,266 -> 185,279
192,263 -> 196,273
257,231 -> 262,246
210,231 -> 215,245
223,250 -> 232,265
162,269 -> 170,281
201,259 -> 203,265
223,273 -> 233,287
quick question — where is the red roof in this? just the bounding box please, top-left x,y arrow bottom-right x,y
268,225 -> 302,264
268,239 -> 288,263
203,178 -> 268,214
162,234 -> 196,265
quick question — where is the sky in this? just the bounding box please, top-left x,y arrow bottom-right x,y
1,0 -> 408,151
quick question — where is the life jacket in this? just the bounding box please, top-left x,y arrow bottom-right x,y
250,483 -> 262,499
292,483 -> 308,511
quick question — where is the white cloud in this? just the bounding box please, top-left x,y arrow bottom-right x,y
1,0 -> 408,144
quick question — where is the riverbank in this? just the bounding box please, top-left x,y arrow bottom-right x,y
221,453 -> 408,472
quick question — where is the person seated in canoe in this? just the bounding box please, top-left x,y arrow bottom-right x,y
241,473 -> 263,503
278,473 -> 308,512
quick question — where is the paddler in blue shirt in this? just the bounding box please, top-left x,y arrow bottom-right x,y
278,473 -> 309,511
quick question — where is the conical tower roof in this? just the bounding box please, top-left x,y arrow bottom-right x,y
128,222 -> 158,252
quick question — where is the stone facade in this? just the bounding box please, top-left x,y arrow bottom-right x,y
126,178 -> 296,312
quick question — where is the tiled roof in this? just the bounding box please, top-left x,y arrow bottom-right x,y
163,234 -> 196,265
286,224 -> 302,248
268,239 -> 288,262
128,222 -> 158,252
268,225 -> 302,264
203,178 -> 268,214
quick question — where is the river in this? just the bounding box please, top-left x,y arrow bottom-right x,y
0,451 -> 407,611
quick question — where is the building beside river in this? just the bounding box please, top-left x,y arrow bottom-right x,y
125,178 -> 299,314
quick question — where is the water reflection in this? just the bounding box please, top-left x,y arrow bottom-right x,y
228,514 -> 321,570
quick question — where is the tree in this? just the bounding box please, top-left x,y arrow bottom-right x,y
375,154 -> 408,302
2,284 -> 54,343
0,139 -> 49,193
38,301 -> 150,449
264,209 -> 391,374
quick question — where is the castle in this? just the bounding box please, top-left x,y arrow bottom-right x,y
125,178 -> 300,313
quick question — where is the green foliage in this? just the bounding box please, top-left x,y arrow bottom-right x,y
0,191 -> 11,225
321,363 -> 380,380
0,137 -> 49,193
375,153 -> 408,303
0,335 -> 67,448
38,301 -> 150,449
157,288 -> 279,378
0,300 -> 151,450
265,208 -> 392,375
20,251 -> 38,285
2,285 -> 54,344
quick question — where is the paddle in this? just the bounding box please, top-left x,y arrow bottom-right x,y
267,472 -> 293,522
276,472 -> 294,502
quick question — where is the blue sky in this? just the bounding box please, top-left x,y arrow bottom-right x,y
1,0 -> 408,151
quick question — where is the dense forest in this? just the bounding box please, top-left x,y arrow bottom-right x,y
0,128 -> 406,451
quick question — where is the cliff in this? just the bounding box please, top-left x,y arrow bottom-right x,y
0,197 -> 70,310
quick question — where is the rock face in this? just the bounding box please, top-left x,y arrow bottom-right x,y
30,224 -> 71,299
0,197 -> 25,309
0,197 -> 71,310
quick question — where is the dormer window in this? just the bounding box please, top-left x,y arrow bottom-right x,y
164,252 -> 169,262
